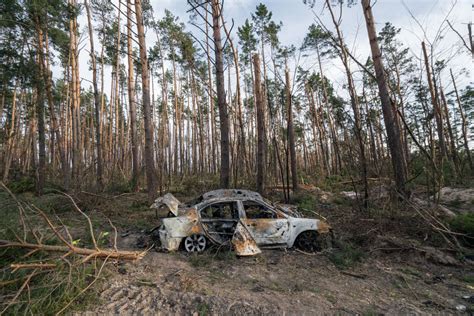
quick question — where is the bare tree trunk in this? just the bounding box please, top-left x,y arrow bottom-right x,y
69,0 -> 81,184
3,80 -> 18,182
220,15 -> 248,177
450,69 -> 472,171
253,54 -> 265,193
205,6 -> 216,174
422,41 -> 447,159
439,86 -> 460,175
211,0 -> 230,188
126,0 -> 139,190
285,66 -> 298,192
34,15 -> 46,195
362,0 -> 408,196
327,0 -> 368,206
85,0 -> 103,190
135,0 -> 157,200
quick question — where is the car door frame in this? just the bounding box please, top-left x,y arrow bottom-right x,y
197,200 -> 242,244
237,199 -> 290,246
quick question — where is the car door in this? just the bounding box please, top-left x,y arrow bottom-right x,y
239,200 -> 290,246
199,201 -> 239,244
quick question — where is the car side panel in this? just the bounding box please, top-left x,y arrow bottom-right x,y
241,218 -> 290,245
287,218 -> 320,247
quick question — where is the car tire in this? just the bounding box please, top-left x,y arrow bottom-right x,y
183,234 -> 207,253
295,231 -> 322,252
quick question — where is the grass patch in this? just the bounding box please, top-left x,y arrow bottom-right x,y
461,274 -> 474,286
188,253 -> 213,268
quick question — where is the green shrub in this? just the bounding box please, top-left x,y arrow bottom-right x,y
449,213 -> 474,247
33,194 -> 75,213
292,193 -> 317,214
8,177 -> 35,193
105,181 -> 132,194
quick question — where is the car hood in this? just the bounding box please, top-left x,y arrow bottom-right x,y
150,193 -> 181,216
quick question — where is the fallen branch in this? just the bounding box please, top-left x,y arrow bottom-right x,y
0,240 -> 146,262
10,263 -> 56,272
340,270 -> 368,279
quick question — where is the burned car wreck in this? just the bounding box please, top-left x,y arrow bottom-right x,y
151,189 -> 331,256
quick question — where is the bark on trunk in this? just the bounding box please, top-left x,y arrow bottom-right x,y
253,54 -> 265,193
85,0 -> 103,190
285,66 -> 298,191
126,0 -> 139,191
362,0 -> 408,197
211,0 -> 230,188
135,0 -> 157,200
422,41 -> 447,159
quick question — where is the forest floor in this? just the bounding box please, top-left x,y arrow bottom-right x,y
1,184 -> 473,314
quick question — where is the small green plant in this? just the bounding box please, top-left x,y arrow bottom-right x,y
462,274 -> 474,285
197,302 -> 210,316
449,213 -> 474,246
327,241 -> 365,269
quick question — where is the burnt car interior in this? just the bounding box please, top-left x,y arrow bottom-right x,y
200,202 -> 239,243
242,200 -> 277,219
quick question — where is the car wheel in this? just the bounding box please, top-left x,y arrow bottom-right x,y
295,231 -> 321,252
184,234 -> 207,253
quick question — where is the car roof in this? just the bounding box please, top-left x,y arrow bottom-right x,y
201,189 -> 263,201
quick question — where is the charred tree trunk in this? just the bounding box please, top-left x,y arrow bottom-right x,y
211,0 -> 230,188
253,54 -> 265,194
285,66 -> 298,192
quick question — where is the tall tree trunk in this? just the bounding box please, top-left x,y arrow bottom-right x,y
439,86 -> 460,175
69,0 -> 81,184
135,0 -> 157,200
34,15 -> 46,195
327,0 -> 368,206
3,80 -> 18,182
362,0 -> 408,197
85,0 -> 103,190
253,54 -> 265,193
285,66 -> 298,192
126,0 -> 139,190
205,5 -> 216,174
211,0 -> 230,188
422,41 -> 447,159
221,15 -> 248,177
450,69 -> 472,171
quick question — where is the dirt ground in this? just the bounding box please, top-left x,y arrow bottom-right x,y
77,231 -> 472,315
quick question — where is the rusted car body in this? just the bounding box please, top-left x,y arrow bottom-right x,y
151,189 -> 331,256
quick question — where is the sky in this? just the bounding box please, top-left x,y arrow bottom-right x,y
73,0 -> 473,102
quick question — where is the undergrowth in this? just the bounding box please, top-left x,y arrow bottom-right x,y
0,189 -> 106,314
327,240 -> 366,269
